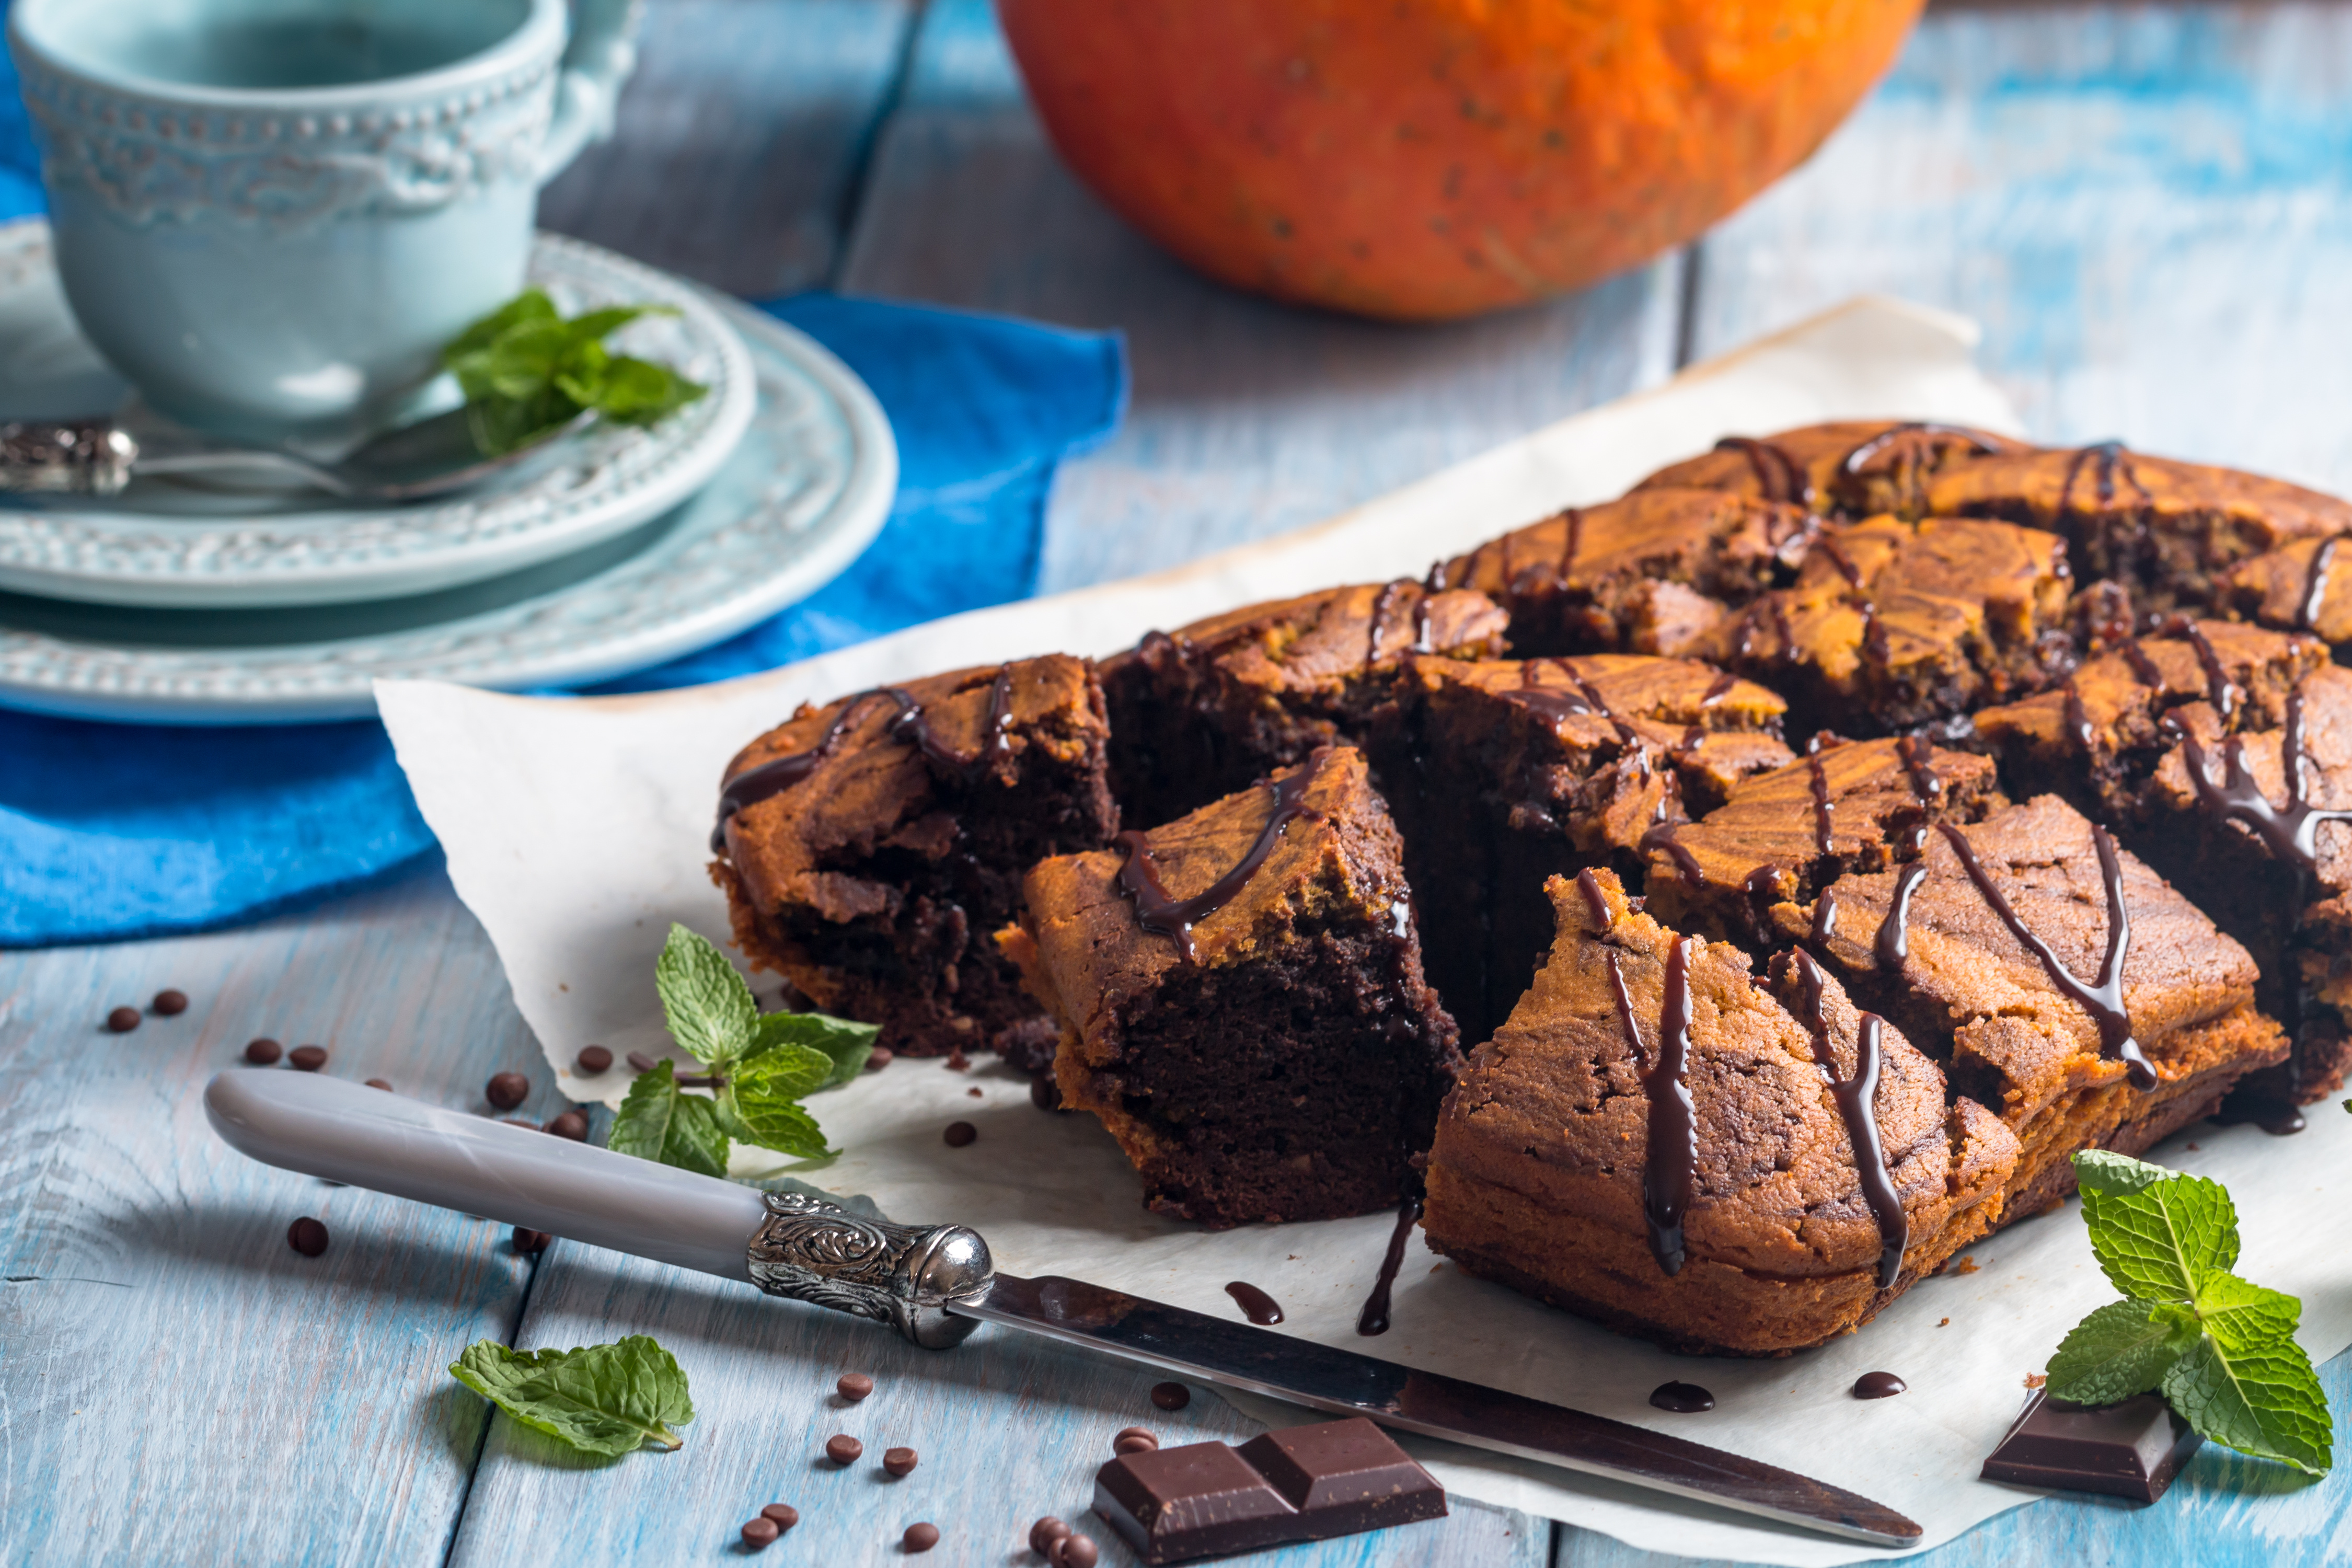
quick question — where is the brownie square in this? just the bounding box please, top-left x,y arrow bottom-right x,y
712,655 -> 1117,1059
1101,580 -> 1509,827
1002,746 -> 1462,1227
1421,868 -> 2019,1355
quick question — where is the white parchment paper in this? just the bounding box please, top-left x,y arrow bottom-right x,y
379,298 -> 2352,1563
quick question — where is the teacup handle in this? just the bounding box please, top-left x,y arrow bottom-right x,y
535,0 -> 645,183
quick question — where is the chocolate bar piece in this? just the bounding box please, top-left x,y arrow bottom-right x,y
1980,1390 -> 2203,1505
1092,1416 -> 1447,1564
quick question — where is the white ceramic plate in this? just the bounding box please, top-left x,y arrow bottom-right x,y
0,221 -> 757,608
0,290 -> 896,723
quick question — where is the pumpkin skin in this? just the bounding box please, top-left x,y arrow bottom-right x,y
996,0 -> 1924,321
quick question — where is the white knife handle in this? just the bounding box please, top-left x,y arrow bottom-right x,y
205,1071 -> 995,1346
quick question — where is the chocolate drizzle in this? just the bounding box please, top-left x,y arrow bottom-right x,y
2175,685 -> 2352,880
2056,441 -> 2152,515
1642,823 -> 1704,886
1115,754 -> 1331,963
2172,620 -> 2240,721
1812,888 -> 1840,944
1807,754 -> 1837,855
1365,580 -> 1409,665
1224,1281 -> 1285,1325
711,688 -> 912,850
1356,1190 -> 1424,1336
1714,435 -> 1814,509
1700,670 -> 1739,706
1791,951 -> 1909,1289
1934,822 -> 2156,1090
2061,678 -> 2096,752
1875,863 -> 1928,972
1616,938 -> 1699,1277
1894,735 -> 1942,802
2300,537 -> 2341,630
1574,867 -> 1615,929
1557,506 -> 1586,585
1838,421 -> 2002,480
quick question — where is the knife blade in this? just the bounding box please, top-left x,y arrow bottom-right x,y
204,1070 -> 1920,1548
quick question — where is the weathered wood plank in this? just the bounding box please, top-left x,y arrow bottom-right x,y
0,864 -> 556,1565
1687,3 -> 2352,492
451,1232 -> 1550,1567
835,0 -> 1686,594
539,0 -> 918,298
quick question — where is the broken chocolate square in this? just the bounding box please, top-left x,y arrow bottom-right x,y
1980,1390 -> 2203,1504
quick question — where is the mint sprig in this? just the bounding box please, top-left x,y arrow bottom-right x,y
449,1335 -> 693,1457
444,287 -> 706,457
2043,1150 -> 2332,1476
607,925 -> 875,1172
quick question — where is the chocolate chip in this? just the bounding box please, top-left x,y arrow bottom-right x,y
837,1372 -> 874,1402
153,989 -> 189,1016
824,1434 -> 863,1465
1030,1074 -> 1061,1111
883,1446 -> 917,1477
244,1037 -> 283,1065
626,1051 -> 661,1074
365,1079 -> 393,1091
946,1048 -> 971,1071
902,1522 -> 939,1552
1113,1432 -> 1158,1456
740,1516 -> 779,1548
287,1217 -> 329,1256
574,1045 -> 613,1075
1029,1517 -> 1071,1553
760,1504 -> 798,1529
486,1071 -> 529,1110
1051,1533 -> 1098,1568
866,1047 -> 894,1071
513,1227 -> 551,1254
288,1044 -> 328,1071
545,1110 -> 589,1141
942,1121 -> 977,1148
1150,1381 -> 1191,1411
106,1007 -> 140,1033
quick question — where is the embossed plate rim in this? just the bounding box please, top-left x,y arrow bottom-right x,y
0,220 -> 758,607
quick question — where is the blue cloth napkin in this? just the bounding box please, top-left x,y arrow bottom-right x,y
0,57 -> 1126,943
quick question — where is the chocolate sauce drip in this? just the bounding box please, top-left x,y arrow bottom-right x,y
1639,938 -> 1700,1277
711,688 -> 910,850
2175,685 -> 2352,879
2211,1099 -> 2308,1136
1743,866 -> 1786,905
1508,661 -> 1648,755
1224,1282 -> 1285,1325
1575,867 -> 1615,929
1423,558 -> 1450,593
1410,591 -> 1437,654
1934,822 -> 2156,1090
2300,537 -> 2342,630
1365,580 -> 1410,666
1807,754 -> 1837,855
1641,824 -> 1704,886
1894,735 -> 1942,802
2061,678 -> 2096,751
2172,620 -> 2240,721
1816,536 -> 1866,589
1768,598 -> 1802,664
2056,440 -> 2150,514
1356,1191 -> 1424,1335
1853,1371 -> 1907,1399
1701,670 -> 1739,705
1557,506 -> 1586,585
1875,863 -> 1928,972
1650,1381 -> 1715,1413
1812,888 -> 1841,944
1714,435 -> 1813,509
1115,755 -> 1331,963
1791,951 -> 1909,1289
1837,421 -> 2002,478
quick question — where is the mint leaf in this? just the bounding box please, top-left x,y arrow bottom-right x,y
444,287 -> 558,361
449,1336 -> 693,1456
607,1059 -> 731,1177
655,924 -> 757,1066
2163,1272 -> 2331,1477
747,1010 -> 877,1088
725,1046 -> 836,1159
2046,1299 -> 2196,1405
586,356 -> 704,425
442,290 -> 702,456
2071,1150 -> 2237,1304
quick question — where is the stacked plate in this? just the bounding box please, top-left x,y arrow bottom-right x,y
0,220 -> 897,723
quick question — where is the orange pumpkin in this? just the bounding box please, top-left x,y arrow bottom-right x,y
997,0 -> 1923,321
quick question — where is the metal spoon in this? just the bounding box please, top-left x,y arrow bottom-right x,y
0,406 -> 591,503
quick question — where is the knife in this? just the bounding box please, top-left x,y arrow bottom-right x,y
204,1070 -> 1921,1548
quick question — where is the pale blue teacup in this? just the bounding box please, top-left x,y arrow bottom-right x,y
6,0 -> 640,442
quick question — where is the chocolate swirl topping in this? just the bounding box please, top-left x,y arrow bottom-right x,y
1610,937 -> 1699,1277
1790,951 -> 1909,1289
1114,753 -> 1332,963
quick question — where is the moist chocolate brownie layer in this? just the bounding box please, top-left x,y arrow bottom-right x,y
713,656 -> 1117,1057
1421,869 -> 2019,1355
1102,580 -> 1509,826
1002,747 -> 1461,1228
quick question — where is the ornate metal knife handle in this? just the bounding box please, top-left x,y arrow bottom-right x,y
0,420 -> 137,495
746,1191 -> 993,1349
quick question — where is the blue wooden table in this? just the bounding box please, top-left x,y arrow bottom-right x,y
10,2 -> 2352,1562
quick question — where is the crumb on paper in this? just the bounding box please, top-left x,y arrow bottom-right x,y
2024,1373 -> 2047,1389
1952,1256 -> 1980,1275
1428,1264 -> 1443,1274
2185,1142 -> 2200,1151
1938,1318 -> 1950,1327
